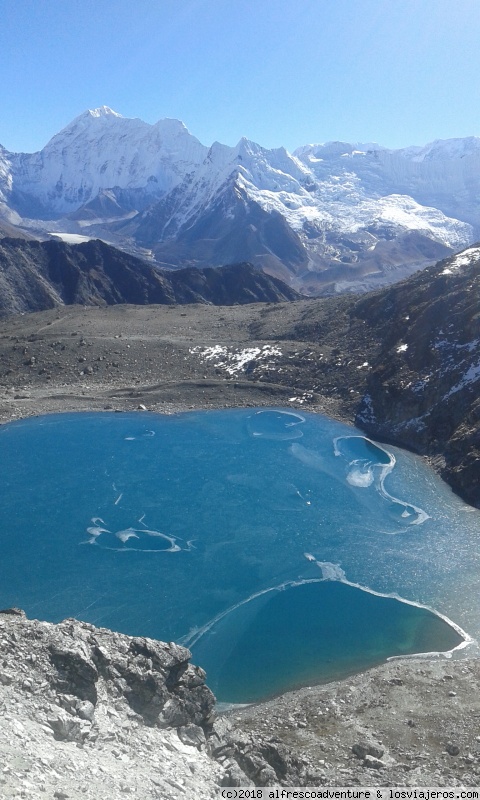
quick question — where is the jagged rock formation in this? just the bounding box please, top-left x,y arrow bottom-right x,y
0,237 -> 299,317
0,609 -> 222,798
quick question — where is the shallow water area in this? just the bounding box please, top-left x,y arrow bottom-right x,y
189,580 -> 463,703
0,407 -> 479,702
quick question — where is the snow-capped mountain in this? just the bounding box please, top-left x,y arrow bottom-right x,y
295,138 -> 480,227
1,107 -> 479,294
5,107 -> 207,218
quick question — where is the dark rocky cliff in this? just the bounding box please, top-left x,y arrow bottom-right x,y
352,246 -> 480,506
0,609 -> 222,797
0,608 -> 214,732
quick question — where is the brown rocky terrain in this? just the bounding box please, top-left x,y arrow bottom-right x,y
0,298 -> 356,421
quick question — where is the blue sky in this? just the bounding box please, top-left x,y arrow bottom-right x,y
2,0 -> 480,154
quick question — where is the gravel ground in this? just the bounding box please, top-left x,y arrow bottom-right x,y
217,658 -> 480,787
0,301 -> 361,424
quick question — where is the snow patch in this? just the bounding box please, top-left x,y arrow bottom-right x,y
288,392 -> 314,405
357,393 -> 376,424
444,360 -> 480,398
190,344 -> 282,376
441,246 -> 480,274
392,416 -> 428,434
49,232 -> 93,244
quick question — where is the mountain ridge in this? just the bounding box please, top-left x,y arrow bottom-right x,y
0,237 -> 300,317
1,108 -> 479,294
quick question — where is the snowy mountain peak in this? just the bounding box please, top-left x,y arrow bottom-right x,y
153,117 -> 189,134
1,109 -> 480,295
236,136 -> 258,156
57,106 -> 125,138
6,109 -> 208,216
294,141 -> 385,161
45,109 -> 129,150
399,136 -> 480,162
86,106 -> 123,119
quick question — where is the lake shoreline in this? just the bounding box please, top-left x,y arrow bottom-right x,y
1,304 -> 479,786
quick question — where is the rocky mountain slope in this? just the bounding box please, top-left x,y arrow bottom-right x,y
353,244 -> 480,506
1,107 -> 479,293
0,218 -> 37,240
249,244 -> 480,506
0,237 -> 299,316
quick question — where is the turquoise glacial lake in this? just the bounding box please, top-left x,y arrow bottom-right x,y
0,408 -> 479,703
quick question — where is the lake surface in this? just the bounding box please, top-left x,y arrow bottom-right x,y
0,408 -> 478,702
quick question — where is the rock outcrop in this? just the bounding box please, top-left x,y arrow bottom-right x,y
0,609 -> 222,799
